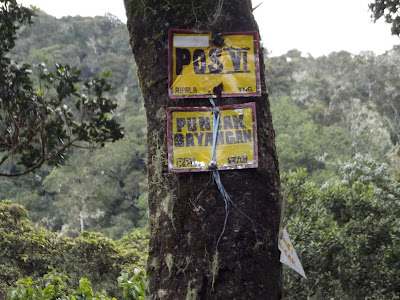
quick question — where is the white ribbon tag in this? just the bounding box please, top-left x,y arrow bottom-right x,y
278,228 -> 307,279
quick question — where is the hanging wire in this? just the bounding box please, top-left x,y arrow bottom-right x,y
208,98 -> 269,250
209,98 -> 229,249
213,169 -> 230,248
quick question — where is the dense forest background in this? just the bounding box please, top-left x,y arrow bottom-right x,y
2,11 -> 148,239
1,10 -> 399,299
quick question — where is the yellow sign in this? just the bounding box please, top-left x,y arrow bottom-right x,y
169,29 -> 261,99
167,103 -> 258,172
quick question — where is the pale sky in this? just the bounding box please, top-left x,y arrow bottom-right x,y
18,0 -> 399,57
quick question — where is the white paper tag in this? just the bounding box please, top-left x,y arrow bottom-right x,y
173,35 -> 210,48
278,228 -> 307,279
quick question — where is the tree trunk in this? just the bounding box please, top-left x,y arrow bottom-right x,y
124,0 -> 281,298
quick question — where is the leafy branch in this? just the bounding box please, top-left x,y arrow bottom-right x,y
369,0 -> 400,36
0,0 -> 124,176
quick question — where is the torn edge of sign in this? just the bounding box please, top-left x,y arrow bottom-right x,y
278,228 -> 307,279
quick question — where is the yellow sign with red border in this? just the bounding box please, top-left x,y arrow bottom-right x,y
168,29 -> 261,99
167,103 -> 258,172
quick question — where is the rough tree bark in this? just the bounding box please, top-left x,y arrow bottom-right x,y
124,0 -> 281,298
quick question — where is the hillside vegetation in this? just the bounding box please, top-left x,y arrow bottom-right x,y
1,10 -> 399,299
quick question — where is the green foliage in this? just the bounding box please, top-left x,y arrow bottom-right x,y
7,270 -> 117,299
0,0 -> 34,52
7,267 -> 150,300
0,200 -> 149,299
117,267 -> 147,300
267,48 -> 400,180
271,96 -> 350,181
7,277 -> 41,300
0,3 -> 148,238
39,115 -> 147,237
282,156 -> 400,299
369,0 -> 400,35
0,0 -> 124,177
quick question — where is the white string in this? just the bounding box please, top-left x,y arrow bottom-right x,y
208,99 -> 271,251
209,98 -> 229,249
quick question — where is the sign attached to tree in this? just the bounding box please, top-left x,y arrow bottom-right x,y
167,102 -> 258,172
168,29 -> 261,99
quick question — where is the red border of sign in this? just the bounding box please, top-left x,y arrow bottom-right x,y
168,29 -> 261,99
166,102 -> 258,173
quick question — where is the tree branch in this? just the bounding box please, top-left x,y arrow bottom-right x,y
0,137 -> 78,177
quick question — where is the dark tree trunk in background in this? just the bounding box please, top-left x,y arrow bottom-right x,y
124,0 -> 281,298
